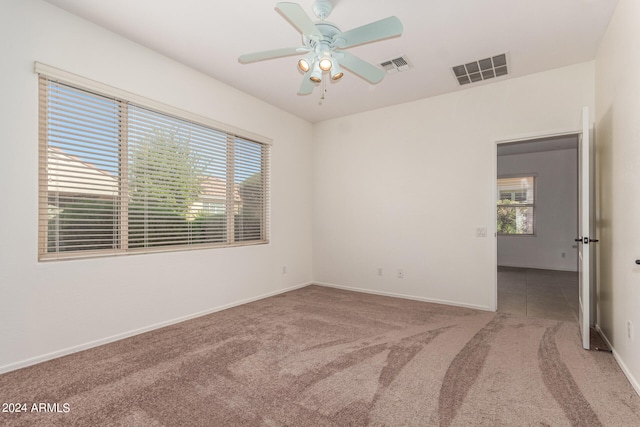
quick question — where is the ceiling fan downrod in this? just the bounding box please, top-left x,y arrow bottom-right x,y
312,0 -> 333,20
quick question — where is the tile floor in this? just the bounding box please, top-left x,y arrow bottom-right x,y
497,266 -> 578,322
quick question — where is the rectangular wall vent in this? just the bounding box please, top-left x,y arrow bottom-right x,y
380,55 -> 413,73
452,53 -> 508,86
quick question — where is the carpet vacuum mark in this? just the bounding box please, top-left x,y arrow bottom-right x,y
1,285 -> 639,426
538,323 -> 601,426
437,314 -> 506,427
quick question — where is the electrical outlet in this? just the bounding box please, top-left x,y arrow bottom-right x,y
397,269 -> 404,279
377,268 -> 383,276
476,227 -> 487,237
561,252 -> 566,258
628,321 -> 633,340
282,266 -> 287,275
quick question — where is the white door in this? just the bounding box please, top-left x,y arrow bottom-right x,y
578,106 -> 593,350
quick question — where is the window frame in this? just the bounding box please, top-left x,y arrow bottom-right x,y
496,174 -> 536,237
36,62 -> 271,261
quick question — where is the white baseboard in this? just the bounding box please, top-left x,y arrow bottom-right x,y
314,281 -> 491,312
0,281 -> 313,375
595,324 -> 640,397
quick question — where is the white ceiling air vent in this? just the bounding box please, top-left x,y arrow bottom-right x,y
380,55 -> 412,74
452,53 -> 509,86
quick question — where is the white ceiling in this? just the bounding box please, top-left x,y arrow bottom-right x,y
43,0 -> 618,123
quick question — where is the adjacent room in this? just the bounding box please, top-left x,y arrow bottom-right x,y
1,0 -> 639,425
496,136 -> 579,322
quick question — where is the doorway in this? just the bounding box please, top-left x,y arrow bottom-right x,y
495,135 -> 579,321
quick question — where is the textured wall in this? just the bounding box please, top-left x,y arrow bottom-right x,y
594,0 -> 640,396
313,62 -> 594,311
0,0 -> 314,372
498,148 -> 578,272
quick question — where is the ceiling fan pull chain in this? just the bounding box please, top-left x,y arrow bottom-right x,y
319,78 -> 327,105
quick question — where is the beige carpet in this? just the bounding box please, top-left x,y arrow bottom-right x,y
1,285 -> 639,426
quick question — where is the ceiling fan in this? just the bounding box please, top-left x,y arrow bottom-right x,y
238,0 -> 403,95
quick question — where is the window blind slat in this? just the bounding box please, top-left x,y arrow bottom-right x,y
39,75 -> 269,260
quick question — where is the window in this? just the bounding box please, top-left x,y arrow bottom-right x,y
497,176 -> 535,235
38,70 -> 269,260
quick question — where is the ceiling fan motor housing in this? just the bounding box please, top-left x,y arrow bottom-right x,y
238,1 -> 403,94
302,21 -> 341,51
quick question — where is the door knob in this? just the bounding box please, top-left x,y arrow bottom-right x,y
636,260 -> 640,265
575,237 -> 599,244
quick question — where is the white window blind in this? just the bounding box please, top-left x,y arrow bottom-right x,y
39,73 -> 269,260
496,176 -> 535,235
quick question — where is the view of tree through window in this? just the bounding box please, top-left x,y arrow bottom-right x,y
40,78 -> 269,259
497,176 -> 535,235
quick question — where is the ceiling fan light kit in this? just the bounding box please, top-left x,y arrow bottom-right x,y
238,0 -> 403,95
318,49 -> 333,71
310,62 -> 323,82
298,53 -> 314,72
330,63 -> 344,81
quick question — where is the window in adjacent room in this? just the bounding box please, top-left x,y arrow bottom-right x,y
496,175 -> 535,235
38,70 -> 270,260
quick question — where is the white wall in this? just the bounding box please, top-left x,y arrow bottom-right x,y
0,1 -> 313,372
497,148 -> 578,271
594,0 -> 640,395
313,62 -> 594,311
